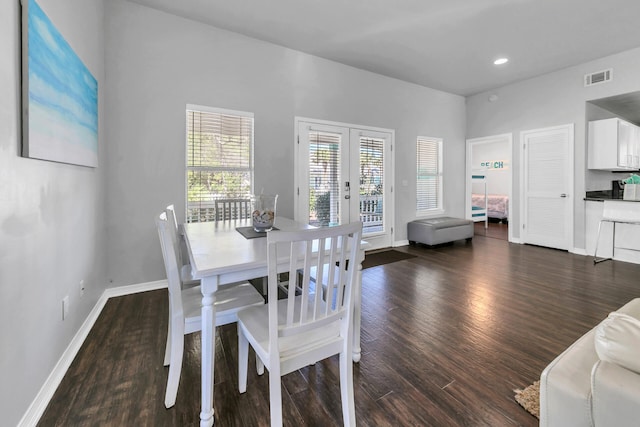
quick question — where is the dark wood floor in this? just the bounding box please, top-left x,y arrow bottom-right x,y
474,220 -> 508,241
38,235 -> 640,426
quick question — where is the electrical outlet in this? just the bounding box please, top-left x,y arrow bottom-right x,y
62,296 -> 69,320
80,279 -> 85,297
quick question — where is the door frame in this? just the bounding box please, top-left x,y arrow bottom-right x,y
465,133 -> 514,243
294,117 -> 395,250
519,123 -> 574,250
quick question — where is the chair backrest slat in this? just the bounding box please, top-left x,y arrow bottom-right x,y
286,243 -> 299,325
215,198 -> 252,221
324,235 -> 345,315
312,238 -> 325,321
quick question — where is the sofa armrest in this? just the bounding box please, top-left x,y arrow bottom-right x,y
591,360 -> 640,426
540,328 -> 599,427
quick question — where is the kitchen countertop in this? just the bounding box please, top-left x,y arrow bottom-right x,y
584,190 -> 640,202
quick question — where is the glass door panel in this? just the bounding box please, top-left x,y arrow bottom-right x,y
359,136 -> 385,234
308,130 -> 342,226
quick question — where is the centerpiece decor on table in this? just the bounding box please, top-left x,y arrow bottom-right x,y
252,194 -> 278,232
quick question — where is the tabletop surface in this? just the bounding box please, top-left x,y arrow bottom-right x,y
183,217 -> 313,279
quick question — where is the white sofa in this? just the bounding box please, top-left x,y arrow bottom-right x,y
540,298 -> 640,426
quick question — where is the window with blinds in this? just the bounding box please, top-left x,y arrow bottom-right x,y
416,137 -> 443,213
186,105 -> 254,222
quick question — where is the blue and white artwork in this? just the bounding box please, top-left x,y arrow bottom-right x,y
23,0 -> 98,167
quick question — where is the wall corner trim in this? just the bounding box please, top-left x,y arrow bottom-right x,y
17,280 -> 168,427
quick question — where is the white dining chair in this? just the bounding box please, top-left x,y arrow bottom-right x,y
215,198 -> 252,221
237,221 -> 362,427
156,211 -> 265,409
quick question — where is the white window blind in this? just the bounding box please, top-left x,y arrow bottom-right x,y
416,137 -> 443,212
308,131 -> 341,226
186,106 -> 254,222
359,136 -> 384,232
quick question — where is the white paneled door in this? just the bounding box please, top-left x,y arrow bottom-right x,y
295,119 -> 394,250
521,124 -> 574,250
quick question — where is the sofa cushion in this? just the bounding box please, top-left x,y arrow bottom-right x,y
595,312 -> 640,374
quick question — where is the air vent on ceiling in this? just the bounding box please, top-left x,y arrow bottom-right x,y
584,68 -> 613,87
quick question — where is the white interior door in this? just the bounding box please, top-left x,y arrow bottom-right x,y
295,119 -> 394,250
521,124 -> 574,250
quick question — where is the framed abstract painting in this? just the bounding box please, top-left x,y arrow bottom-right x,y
21,0 -> 98,168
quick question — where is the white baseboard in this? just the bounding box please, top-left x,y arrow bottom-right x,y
18,279 -> 168,427
570,247 -> 588,256
394,239 -> 410,247
103,279 -> 168,299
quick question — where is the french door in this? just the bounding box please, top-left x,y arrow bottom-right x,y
295,119 -> 394,250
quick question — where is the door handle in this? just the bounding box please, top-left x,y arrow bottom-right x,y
345,195 -> 350,199
560,194 -> 568,198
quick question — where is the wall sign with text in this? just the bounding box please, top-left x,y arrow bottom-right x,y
478,160 -> 508,170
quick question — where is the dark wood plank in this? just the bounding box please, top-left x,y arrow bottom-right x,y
37,235 -> 640,426
474,221 -> 508,240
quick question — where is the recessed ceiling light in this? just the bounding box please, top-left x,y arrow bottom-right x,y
494,58 -> 509,65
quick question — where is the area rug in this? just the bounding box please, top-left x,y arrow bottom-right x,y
362,249 -> 416,269
514,380 -> 540,419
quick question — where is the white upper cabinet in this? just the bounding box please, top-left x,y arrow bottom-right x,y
588,118 -> 640,171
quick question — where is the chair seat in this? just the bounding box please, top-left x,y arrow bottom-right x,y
238,297 -> 343,375
183,283 -> 265,332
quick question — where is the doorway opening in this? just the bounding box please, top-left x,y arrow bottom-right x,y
466,134 -> 513,242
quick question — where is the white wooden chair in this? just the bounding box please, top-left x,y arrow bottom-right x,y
237,221 -> 362,427
215,198 -> 252,221
214,198 -> 274,294
156,212 -> 265,409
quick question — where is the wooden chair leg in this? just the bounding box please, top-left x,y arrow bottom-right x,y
340,351 -> 356,427
238,329 -> 249,393
268,371 -> 283,427
164,320 -> 184,408
163,300 -> 172,366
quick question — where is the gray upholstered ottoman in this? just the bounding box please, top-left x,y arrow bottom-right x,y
407,217 -> 473,246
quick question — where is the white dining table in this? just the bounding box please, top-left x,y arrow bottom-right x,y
182,216 -> 366,427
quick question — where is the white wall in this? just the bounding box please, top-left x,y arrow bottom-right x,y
0,0 -> 106,425
104,0 -> 467,286
471,140 -> 510,195
466,47 -> 640,250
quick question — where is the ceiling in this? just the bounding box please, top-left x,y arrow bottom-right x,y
589,91 -> 640,124
127,0 -> 640,96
